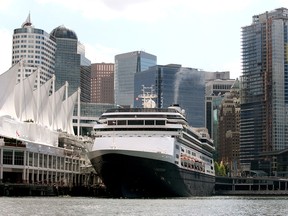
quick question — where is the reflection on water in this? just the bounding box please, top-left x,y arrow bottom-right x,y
1,196 -> 288,216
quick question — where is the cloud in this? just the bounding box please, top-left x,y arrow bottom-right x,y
0,28 -> 12,74
34,0 -> 177,22
35,0 -> 257,21
85,42 -> 119,63
180,0 -> 254,14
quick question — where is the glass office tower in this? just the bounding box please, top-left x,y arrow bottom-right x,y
241,8 -> 288,171
51,26 -> 91,102
134,64 -> 206,127
114,51 -> 156,107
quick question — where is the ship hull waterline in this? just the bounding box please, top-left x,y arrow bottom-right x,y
89,152 -> 215,198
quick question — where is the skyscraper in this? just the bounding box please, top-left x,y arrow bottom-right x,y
50,25 -> 91,102
134,64 -> 206,127
12,14 -> 56,84
241,8 -> 288,171
114,51 -> 157,107
218,80 -> 240,176
91,63 -> 114,103
205,79 -> 235,142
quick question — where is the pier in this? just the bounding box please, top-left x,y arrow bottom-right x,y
215,176 -> 288,195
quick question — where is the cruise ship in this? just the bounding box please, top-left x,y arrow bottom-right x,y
88,87 -> 215,198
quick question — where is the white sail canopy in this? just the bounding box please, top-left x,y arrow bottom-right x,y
0,63 -> 19,118
0,64 -> 80,146
36,77 -> 53,125
51,84 -> 65,130
14,69 -> 37,121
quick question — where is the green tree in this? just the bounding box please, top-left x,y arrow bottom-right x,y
215,161 -> 226,176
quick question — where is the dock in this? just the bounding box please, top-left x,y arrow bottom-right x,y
215,176 -> 288,195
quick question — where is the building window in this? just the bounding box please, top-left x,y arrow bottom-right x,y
3,150 -> 13,165
14,151 -> 24,165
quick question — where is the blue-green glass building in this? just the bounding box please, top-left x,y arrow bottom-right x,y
114,51 -> 156,107
51,26 -> 91,102
134,64 -> 206,127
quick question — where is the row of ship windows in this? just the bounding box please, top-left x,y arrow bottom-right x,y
94,128 -> 179,132
176,145 -> 212,164
176,145 -> 197,157
107,119 -> 165,126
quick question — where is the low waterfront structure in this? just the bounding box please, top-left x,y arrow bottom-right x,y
215,176 -> 288,195
0,62 -> 100,196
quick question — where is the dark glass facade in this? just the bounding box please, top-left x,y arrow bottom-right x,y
51,26 -> 91,102
134,64 -> 206,127
114,51 -> 156,107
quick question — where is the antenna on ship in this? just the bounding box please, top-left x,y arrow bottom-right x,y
138,85 -> 157,108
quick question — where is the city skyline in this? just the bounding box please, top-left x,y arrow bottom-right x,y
1,0 -> 288,79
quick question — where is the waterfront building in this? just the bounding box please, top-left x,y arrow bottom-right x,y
51,25 -> 91,102
0,63 -> 92,189
218,80 -> 240,176
134,64 -> 206,127
12,14 -> 56,85
91,63 -> 114,103
241,8 -> 288,174
114,51 -> 157,107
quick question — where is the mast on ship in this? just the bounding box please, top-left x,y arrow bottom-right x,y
138,85 -> 157,108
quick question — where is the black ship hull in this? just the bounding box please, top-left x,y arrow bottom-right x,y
90,153 -> 215,198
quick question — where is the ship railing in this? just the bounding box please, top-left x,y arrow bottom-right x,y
104,107 -> 179,113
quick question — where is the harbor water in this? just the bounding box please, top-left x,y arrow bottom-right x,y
1,196 -> 288,216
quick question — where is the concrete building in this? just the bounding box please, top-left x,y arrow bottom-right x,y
12,14 -> 56,84
114,51 -> 156,107
91,63 -> 114,103
241,8 -> 288,174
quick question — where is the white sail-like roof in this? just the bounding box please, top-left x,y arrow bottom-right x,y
14,69 -> 37,121
33,77 -> 53,125
0,64 -> 80,146
65,90 -> 78,135
0,63 -> 19,118
51,84 -> 65,130
57,89 -> 78,135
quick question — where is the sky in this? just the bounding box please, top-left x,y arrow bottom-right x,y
1,0 -> 288,79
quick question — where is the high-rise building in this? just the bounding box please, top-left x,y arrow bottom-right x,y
205,79 -> 235,142
134,64 -> 206,127
114,51 -> 157,107
241,8 -> 288,172
12,14 -> 56,84
218,80 -> 240,176
91,63 -> 114,103
50,25 -> 91,102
